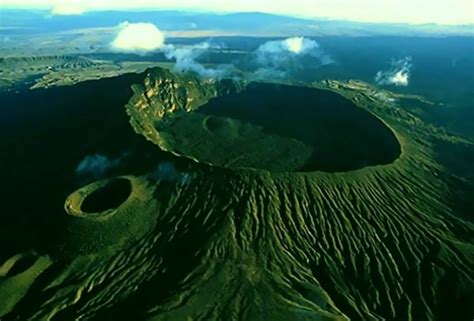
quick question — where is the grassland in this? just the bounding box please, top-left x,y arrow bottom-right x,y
0,67 -> 472,321
0,55 -> 173,90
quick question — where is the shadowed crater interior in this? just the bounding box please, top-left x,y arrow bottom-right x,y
164,83 -> 401,172
3,253 -> 38,277
81,178 -> 132,213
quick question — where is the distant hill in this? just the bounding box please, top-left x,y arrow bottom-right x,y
0,9 -> 473,37
0,55 -> 100,70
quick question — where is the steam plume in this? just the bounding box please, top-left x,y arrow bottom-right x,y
150,162 -> 193,186
253,37 -> 333,79
75,154 -> 121,178
110,22 -> 229,77
375,57 -> 413,87
164,42 -> 230,78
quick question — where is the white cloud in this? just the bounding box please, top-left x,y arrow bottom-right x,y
390,71 -> 409,86
257,37 -> 317,57
254,37 -> 333,79
375,57 -> 413,87
256,37 -> 333,65
111,22 -> 165,52
284,37 -> 318,54
51,0 -> 85,15
75,154 -> 121,178
164,42 -> 230,78
150,162 -> 194,186
109,21 -> 229,77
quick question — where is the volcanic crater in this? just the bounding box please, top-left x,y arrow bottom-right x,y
181,82 -> 402,172
2,68 -> 471,321
128,69 -> 402,173
80,178 -> 132,214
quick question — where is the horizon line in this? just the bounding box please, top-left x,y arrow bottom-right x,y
0,6 -> 473,27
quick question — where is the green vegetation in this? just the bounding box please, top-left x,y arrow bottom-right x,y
60,175 -> 162,256
79,178 -> 132,213
0,55 -> 173,90
158,83 -> 401,172
0,67 -> 472,321
0,253 -> 52,317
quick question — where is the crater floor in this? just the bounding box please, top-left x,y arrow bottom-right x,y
163,83 -> 401,172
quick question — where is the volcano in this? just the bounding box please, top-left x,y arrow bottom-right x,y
0,67 -> 472,321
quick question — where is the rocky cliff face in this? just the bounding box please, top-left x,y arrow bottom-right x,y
126,68 -> 245,153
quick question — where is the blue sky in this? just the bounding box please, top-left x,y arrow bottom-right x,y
1,0 -> 473,25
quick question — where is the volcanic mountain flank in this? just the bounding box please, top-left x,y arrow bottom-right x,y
1,67 -> 473,321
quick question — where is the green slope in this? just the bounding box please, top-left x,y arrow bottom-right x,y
1,68 -> 472,321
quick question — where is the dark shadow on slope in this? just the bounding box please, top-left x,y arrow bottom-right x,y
0,72 -> 171,260
3,253 -> 38,277
433,140 -> 474,223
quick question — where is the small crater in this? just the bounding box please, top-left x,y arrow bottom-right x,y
203,116 -> 238,138
204,116 -> 225,132
3,253 -> 38,277
81,178 -> 132,213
